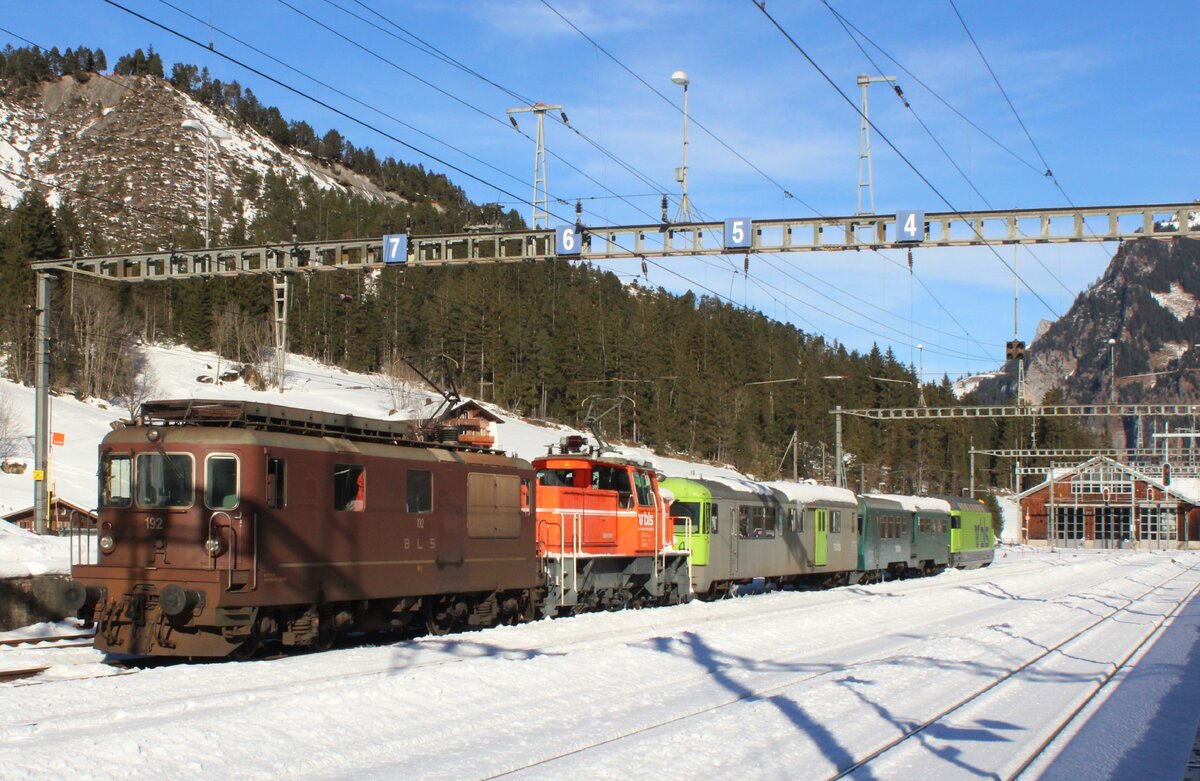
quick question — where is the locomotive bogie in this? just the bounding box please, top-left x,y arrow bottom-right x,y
541,551 -> 690,616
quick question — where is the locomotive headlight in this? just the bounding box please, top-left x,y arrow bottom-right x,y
99,522 -> 115,554
205,537 -> 225,557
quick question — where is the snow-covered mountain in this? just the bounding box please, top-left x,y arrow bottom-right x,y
974,237 -> 1200,443
0,73 -> 400,245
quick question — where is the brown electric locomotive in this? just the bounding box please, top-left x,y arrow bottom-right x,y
63,399 -> 540,658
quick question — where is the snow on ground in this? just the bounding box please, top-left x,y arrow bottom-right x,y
0,343 -> 758,573
0,547 -> 1197,779
0,519 -> 70,577
1151,282 -> 1200,321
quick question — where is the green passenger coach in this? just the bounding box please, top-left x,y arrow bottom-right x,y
938,495 -> 995,569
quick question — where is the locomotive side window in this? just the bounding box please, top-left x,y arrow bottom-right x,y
267,458 -> 286,509
593,465 -> 634,508
334,464 -> 366,511
407,469 -> 433,513
135,453 -> 194,509
205,455 -> 239,510
100,453 -> 132,508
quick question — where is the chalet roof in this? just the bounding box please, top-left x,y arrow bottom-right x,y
2,497 -> 97,522
1016,455 -> 1200,504
448,400 -> 504,424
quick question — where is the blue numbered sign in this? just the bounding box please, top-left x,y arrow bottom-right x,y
724,218 -> 753,249
382,233 -> 408,264
896,211 -> 924,243
556,225 -> 582,256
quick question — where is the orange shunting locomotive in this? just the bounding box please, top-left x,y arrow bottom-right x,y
534,434 -> 689,614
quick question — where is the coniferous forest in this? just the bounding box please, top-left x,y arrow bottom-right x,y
0,45 -> 1098,491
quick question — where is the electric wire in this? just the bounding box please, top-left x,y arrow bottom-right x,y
750,0 -> 1060,322
534,1 -> 997,363
821,2 -> 1075,299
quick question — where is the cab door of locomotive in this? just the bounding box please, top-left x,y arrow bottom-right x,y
814,508 -> 828,567
204,450 -> 256,591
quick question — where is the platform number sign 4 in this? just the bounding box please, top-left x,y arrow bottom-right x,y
382,233 -> 408,264
896,211 -> 925,243
724,218 -> 753,250
556,225 -> 582,256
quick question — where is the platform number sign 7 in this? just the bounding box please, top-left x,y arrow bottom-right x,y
382,233 -> 408,264
556,225 -> 582,256
896,211 -> 924,243
724,218 -> 753,249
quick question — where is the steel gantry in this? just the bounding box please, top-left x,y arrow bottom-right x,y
831,402 -> 1200,494
23,201 -> 1200,532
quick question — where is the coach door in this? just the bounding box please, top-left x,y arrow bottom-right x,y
814,509 -> 828,566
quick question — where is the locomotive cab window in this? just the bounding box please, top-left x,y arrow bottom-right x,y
407,469 -> 433,513
135,452 -> 194,509
205,454 -> 239,510
593,465 -> 634,508
632,470 -> 655,507
334,464 -> 366,512
100,453 -> 132,508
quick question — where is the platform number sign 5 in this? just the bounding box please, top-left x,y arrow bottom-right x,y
382,233 -> 408,264
724,218 -> 753,250
896,211 -> 925,243
556,225 -> 582,256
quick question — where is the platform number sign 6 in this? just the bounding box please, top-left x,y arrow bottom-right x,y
724,218 -> 753,250
556,225 -> 582,256
896,211 -> 925,243
382,233 -> 408,264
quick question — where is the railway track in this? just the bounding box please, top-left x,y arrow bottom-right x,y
0,667 -> 50,684
477,558 -> 1200,780
827,561 -> 1200,780
0,633 -> 94,650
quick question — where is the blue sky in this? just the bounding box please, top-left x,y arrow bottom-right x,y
3,1 -> 1197,382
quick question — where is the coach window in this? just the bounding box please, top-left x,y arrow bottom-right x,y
334,464 -> 366,512
100,453 -> 132,508
267,457 -> 286,509
205,454 -> 239,510
831,511 -> 841,533
407,469 -> 433,513
136,452 -> 194,509
787,507 -> 797,533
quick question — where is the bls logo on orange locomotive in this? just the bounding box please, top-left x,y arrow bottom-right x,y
637,511 -> 656,527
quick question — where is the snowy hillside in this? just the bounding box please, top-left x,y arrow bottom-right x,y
0,342 -> 756,519
0,73 -> 400,240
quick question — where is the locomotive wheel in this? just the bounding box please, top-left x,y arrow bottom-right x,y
424,599 -> 456,636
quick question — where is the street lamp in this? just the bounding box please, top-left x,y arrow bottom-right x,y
670,70 -> 691,223
1108,338 -> 1117,403
181,119 -> 232,248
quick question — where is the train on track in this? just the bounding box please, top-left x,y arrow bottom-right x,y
62,399 -> 993,658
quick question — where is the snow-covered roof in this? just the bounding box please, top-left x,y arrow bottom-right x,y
867,493 -> 952,514
765,480 -> 858,508
1016,455 -> 1200,504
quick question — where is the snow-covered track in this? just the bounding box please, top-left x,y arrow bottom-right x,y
828,561 -> 1200,780
0,666 -> 49,683
0,633 -> 93,649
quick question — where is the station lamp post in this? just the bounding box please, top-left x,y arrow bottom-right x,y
671,70 -> 691,223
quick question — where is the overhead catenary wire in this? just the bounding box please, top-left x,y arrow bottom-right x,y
821,2 -> 1075,300
750,0 -> 1060,322
535,1 -> 997,363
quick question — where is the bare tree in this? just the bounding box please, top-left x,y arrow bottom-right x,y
377,355 -> 422,416
234,310 -> 273,390
71,281 -> 137,400
0,389 -> 21,464
116,353 -> 160,418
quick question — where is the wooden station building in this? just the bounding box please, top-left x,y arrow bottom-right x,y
1018,456 -> 1200,549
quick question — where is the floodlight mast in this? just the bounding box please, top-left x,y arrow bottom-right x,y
671,70 -> 692,223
